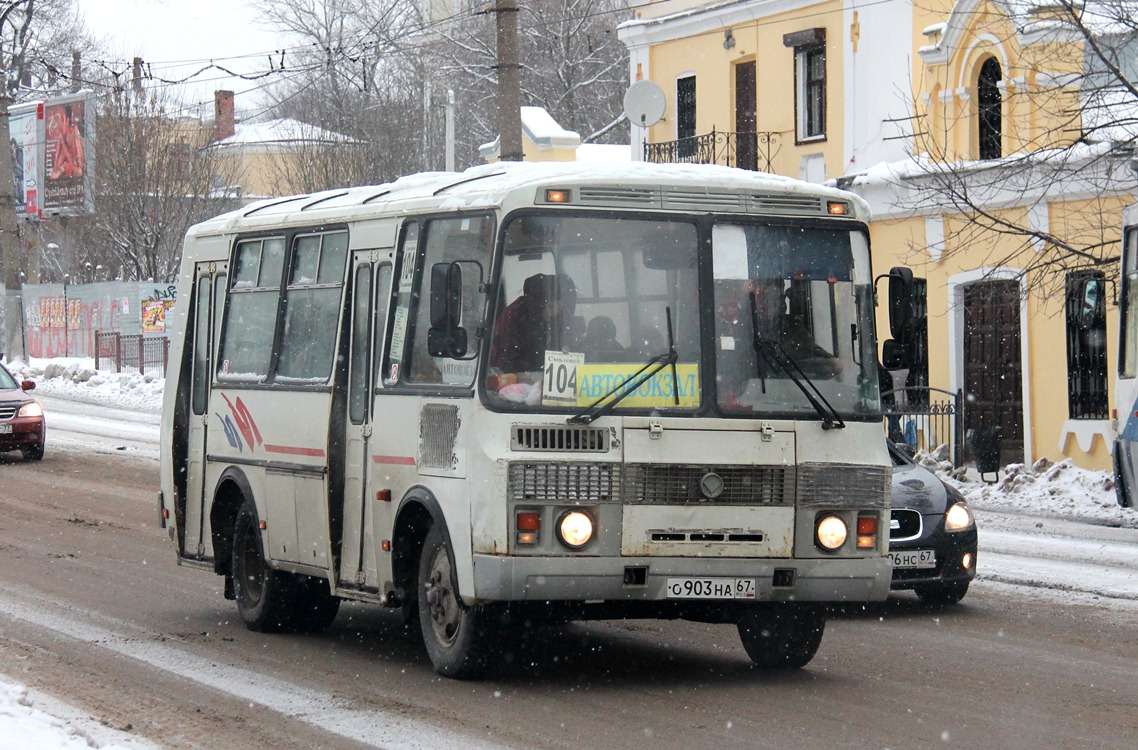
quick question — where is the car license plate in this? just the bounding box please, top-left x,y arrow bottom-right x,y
665,578 -> 756,599
0,424 -> 11,434
890,549 -> 936,569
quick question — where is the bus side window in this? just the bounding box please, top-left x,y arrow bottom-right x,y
217,237 -> 284,381
405,216 -> 492,386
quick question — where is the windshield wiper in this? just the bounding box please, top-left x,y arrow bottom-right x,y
748,296 -> 844,430
569,307 -> 680,425
753,339 -> 846,429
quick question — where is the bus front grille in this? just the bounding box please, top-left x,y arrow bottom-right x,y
508,462 -> 618,503
511,425 -> 609,452
623,464 -> 794,505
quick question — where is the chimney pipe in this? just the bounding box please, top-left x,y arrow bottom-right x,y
214,90 -> 235,141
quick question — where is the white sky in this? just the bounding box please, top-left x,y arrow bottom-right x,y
74,0 -> 284,112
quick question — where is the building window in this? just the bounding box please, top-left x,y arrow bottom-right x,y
978,57 -> 1002,160
1065,271 -> 1108,419
676,75 -> 697,158
784,28 -> 826,142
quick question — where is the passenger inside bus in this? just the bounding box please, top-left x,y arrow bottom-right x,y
489,272 -> 577,374
582,315 -> 623,357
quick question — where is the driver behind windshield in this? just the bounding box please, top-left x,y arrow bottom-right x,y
489,272 -> 577,373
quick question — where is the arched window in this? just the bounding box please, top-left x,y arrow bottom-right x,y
978,57 -> 1002,160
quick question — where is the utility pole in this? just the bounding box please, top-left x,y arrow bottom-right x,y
0,0 -> 33,359
494,0 -> 523,162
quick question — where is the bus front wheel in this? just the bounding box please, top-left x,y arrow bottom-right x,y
232,498 -> 294,632
737,603 -> 825,669
417,524 -> 492,679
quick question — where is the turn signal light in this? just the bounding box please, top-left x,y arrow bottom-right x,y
827,201 -> 849,215
517,511 -> 540,546
856,514 -> 878,549
545,188 -> 571,203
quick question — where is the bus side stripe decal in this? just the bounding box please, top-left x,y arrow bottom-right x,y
373,455 -> 416,466
264,444 -> 326,457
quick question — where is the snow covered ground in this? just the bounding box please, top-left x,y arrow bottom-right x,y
2,356 -> 1137,748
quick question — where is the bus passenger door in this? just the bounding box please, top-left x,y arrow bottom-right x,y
340,252 -> 393,589
183,265 -> 225,560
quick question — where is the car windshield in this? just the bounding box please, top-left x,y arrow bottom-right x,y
485,214 -> 701,413
0,366 -> 17,390
712,222 -> 880,418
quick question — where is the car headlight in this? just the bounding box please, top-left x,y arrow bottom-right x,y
17,401 -> 43,418
556,510 -> 594,549
944,501 -> 975,532
816,514 -> 848,550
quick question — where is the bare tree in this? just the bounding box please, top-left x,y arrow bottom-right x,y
430,0 -> 632,167
55,88 -> 242,283
864,1 -> 1138,295
250,0 -> 426,184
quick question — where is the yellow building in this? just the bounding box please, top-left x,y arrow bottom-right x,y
620,0 -> 1137,470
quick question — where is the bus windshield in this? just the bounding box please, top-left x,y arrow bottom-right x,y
486,214 -> 702,412
712,222 -> 879,417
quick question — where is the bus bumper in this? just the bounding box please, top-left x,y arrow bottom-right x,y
471,554 -> 891,603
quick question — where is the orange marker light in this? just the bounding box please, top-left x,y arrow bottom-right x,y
827,201 -> 849,215
517,512 -> 540,532
545,189 -> 570,203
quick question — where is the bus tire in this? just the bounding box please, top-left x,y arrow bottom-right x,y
231,498 -> 294,633
417,524 -> 491,679
292,575 -> 341,632
737,603 -> 825,669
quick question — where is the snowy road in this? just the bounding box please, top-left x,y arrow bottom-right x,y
38,394 -> 161,460
3,381 -> 1137,749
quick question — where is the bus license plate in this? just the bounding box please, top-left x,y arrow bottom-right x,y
666,578 -> 756,599
889,549 -> 936,569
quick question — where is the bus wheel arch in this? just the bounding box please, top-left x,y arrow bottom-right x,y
210,468 -> 254,581
391,490 -> 446,619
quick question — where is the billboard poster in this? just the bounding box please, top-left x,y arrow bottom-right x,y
43,94 -> 95,215
9,101 -> 44,218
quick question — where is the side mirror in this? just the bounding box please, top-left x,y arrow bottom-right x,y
881,338 -> 907,370
887,266 -> 915,340
20,380 -> 35,391
428,262 -> 468,357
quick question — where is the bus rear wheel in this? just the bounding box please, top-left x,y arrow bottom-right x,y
737,603 -> 825,669
417,524 -> 492,679
231,498 -> 295,633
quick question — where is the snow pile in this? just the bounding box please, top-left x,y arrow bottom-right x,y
0,677 -> 145,750
914,448 -> 1137,528
5,358 -> 163,413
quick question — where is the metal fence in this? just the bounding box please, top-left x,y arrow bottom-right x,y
882,386 -> 963,467
95,330 -> 169,375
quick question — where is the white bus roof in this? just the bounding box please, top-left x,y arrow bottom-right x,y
187,162 -> 871,238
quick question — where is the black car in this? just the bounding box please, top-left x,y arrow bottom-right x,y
0,361 -> 45,461
888,441 -> 977,604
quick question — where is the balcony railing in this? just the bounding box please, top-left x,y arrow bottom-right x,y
644,129 -> 783,173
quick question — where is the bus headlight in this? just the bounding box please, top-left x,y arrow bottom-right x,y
944,501 -> 975,532
557,510 -> 594,549
816,515 -> 848,550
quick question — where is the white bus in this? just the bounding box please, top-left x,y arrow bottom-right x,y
159,162 -> 892,678
1115,203 -> 1138,507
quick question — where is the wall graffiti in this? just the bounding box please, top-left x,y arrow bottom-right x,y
21,281 -> 174,358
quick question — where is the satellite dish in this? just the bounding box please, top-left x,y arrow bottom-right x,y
623,80 -> 666,128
